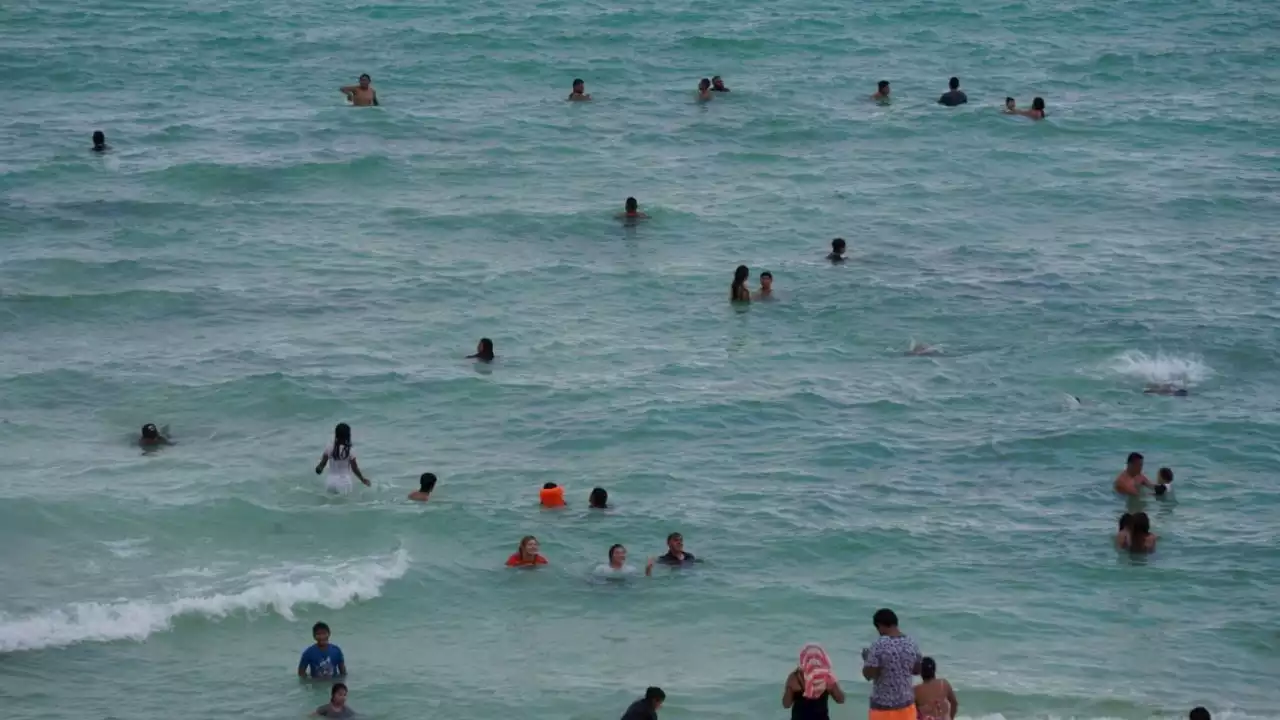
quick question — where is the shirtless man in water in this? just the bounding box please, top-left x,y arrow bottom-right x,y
1114,452 -> 1153,496
340,74 -> 378,106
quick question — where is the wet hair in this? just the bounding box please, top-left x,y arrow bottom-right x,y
518,535 -> 537,556
608,543 -> 625,561
1129,512 -> 1152,553
1032,97 -> 1046,111
625,197 -> 638,212
921,656 -> 937,680
589,487 -> 608,507
699,78 -> 711,89
760,271 -> 772,280
313,621 -> 331,636
543,482 -> 558,490
667,532 -> 682,543
572,78 -> 584,87
419,473 -> 437,493
1158,468 -> 1173,483
878,80 -> 890,91
1005,96 -> 1015,105
873,608 -> 899,628
476,337 -> 495,360
331,423 -> 352,461
331,683 -> 347,701
1190,708 -> 1211,720
712,75 -> 722,82
141,423 -> 159,439
832,237 -> 846,251
949,76 -> 960,90
1118,513 -> 1132,531
1127,452 -> 1143,465
732,265 -> 750,297
93,130 -> 106,146
645,687 -> 666,704
359,74 -> 371,81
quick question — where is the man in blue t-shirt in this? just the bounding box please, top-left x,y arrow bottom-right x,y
298,621 -> 347,679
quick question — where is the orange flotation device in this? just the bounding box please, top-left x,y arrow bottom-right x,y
539,485 -> 566,507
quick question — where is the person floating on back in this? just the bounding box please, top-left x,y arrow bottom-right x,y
731,265 -> 751,302
408,472 -> 437,502
938,76 -> 967,106
711,76 -> 730,92
313,683 -> 354,718
618,197 -> 649,220
621,686 -> 666,720
340,74 -> 378,106
589,487 -> 609,509
871,80 -> 891,102
697,78 -> 713,101
568,78 -> 591,101
827,238 -> 847,263
468,338 -> 495,362
315,423 -> 372,494
298,622 -> 347,679
92,130 -> 109,152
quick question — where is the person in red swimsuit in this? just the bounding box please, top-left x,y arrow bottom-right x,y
506,536 -> 548,567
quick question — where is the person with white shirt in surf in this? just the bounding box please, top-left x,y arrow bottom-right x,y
314,423 -> 371,494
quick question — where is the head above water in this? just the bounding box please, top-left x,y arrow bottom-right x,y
733,264 -> 750,287
141,423 -> 159,439
476,337 -> 494,360
1126,452 -> 1144,473
1005,97 -> 1015,109
312,621 -> 331,643
572,78 -> 585,92
518,535 -> 539,557
666,532 -> 683,553
1130,512 -> 1152,547
543,482 -> 558,490
949,76 -> 960,90
878,80 -> 890,94
1189,708 -> 1211,720
760,271 -> 773,290
93,130 -> 106,148
1158,467 -> 1173,483
699,78 -> 711,91
608,543 -> 627,566
832,237 -> 846,253
1032,96 -> 1045,111
872,607 -> 899,633
712,76 -> 726,89
921,656 -> 938,680
358,74 -> 371,88
645,687 -> 666,709
419,472 -> 437,493
332,423 -> 352,459
589,487 -> 608,508
625,197 -> 638,213
330,683 -> 348,705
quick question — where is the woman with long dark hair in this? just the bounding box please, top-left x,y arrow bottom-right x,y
1126,512 -> 1158,553
731,265 -> 751,302
468,338 -> 495,362
315,423 -> 372,494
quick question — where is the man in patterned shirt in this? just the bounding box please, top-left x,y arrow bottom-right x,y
861,608 -> 923,720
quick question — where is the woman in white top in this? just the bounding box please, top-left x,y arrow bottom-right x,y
315,423 -> 371,494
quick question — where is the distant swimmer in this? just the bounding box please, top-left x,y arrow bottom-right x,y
871,80 -> 891,102
92,130 -> 109,152
1154,467 -> 1174,497
1003,97 -> 1016,113
711,76 -> 730,92
315,423 -> 372,494
568,78 -> 592,101
468,337 -> 495,362
596,543 -> 654,577
1012,97 -> 1047,120
1113,452 -> 1152,497
618,196 -> 649,220
340,74 -> 378,107
755,271 -> 774,300
540,482 -> 566,508
313,683 -> 354,718
906,340 -> 939,356
298,622 -> 347,679
589,487 -> 609,509
506,535 -> 549,567
657,532 -> 697,566
408,472 -> 437,502
731,265 -> 751,302
139,423 -> 171,447
1144,383 -> 1188,396
938,76 -> 968,107
697,78 -> 714,101
827,238 -> 847,263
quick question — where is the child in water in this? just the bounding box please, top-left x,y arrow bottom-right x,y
1154,467 -> 1174,497
408,473 -> 436,502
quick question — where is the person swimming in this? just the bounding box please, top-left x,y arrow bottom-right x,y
313,682 -> 353,718
408,472 -> 437,502
755,271 -> 774,300
568,78 -> 591,101
315,423 -> 372,494
139,423 -> 170,447
731,265 -> 751,302
618,197 -> 649,220
589,487 -> 609,509
697,78 -> 713,101
871,80 -> 891,102
596,543 -> 654,577
938,76 -> 968,106
468,338 -> 495,362
827,238 -> 847,263
92,130 -> 109,152
1003,97 -> 1016,113
506,535 -> 548,567
711,76 -> 729,92
1012,97 -> 1046,120
340,74 -> 378,106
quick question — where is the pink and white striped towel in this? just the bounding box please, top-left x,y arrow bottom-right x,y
798,643 -> 837,699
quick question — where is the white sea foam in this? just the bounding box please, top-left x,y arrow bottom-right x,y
0,548 -> 409,653
1106,350 -> 1212,385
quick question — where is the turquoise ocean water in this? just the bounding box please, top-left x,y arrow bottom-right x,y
2,0 -> 1279,718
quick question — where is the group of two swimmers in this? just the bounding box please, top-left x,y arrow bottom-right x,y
730,265 -> 774,302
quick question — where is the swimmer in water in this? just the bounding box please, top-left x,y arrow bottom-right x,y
340,74 -> 378,107
657,532 -> 697,565
314,683 -> 353,718
506,535 -> 549,567
1144,383 -> 1188,396
1125,512 -> 1157,553
906,341 -> 939,356
1003,97 -> 1016,113
711,76 -> 730,92
827,237 -> 847,263
618,197 -> 649,220
731,265 -> 751,302
315,423 -> 372,494
1154,467 -> 1174,497
597,543 -> 654,577
468,338 -> 495,362
871,80 -> 891,102
1113,452 -> 1152,497
938,76 -> 968,106
568,78 -> 591,101
92,130 -> 109,152
697,78 -> 713,101
589,487 -> 609,509
408,472 -> 437,502
139,423 -> 171,447
1013,97 -> 1046,120
1115,513 -> 1133,549
755,271 -> 774,300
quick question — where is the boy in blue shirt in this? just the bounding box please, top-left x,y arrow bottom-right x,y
298,622 -> 346,679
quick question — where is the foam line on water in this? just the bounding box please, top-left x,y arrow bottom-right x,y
1106,349 -> 1212,384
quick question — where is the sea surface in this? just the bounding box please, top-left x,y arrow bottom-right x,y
2,0 -> 1279,718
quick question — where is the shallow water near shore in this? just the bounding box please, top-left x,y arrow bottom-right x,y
2,0 -> 1279,718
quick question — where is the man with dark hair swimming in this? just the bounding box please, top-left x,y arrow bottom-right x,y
340,74 -> 378,106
